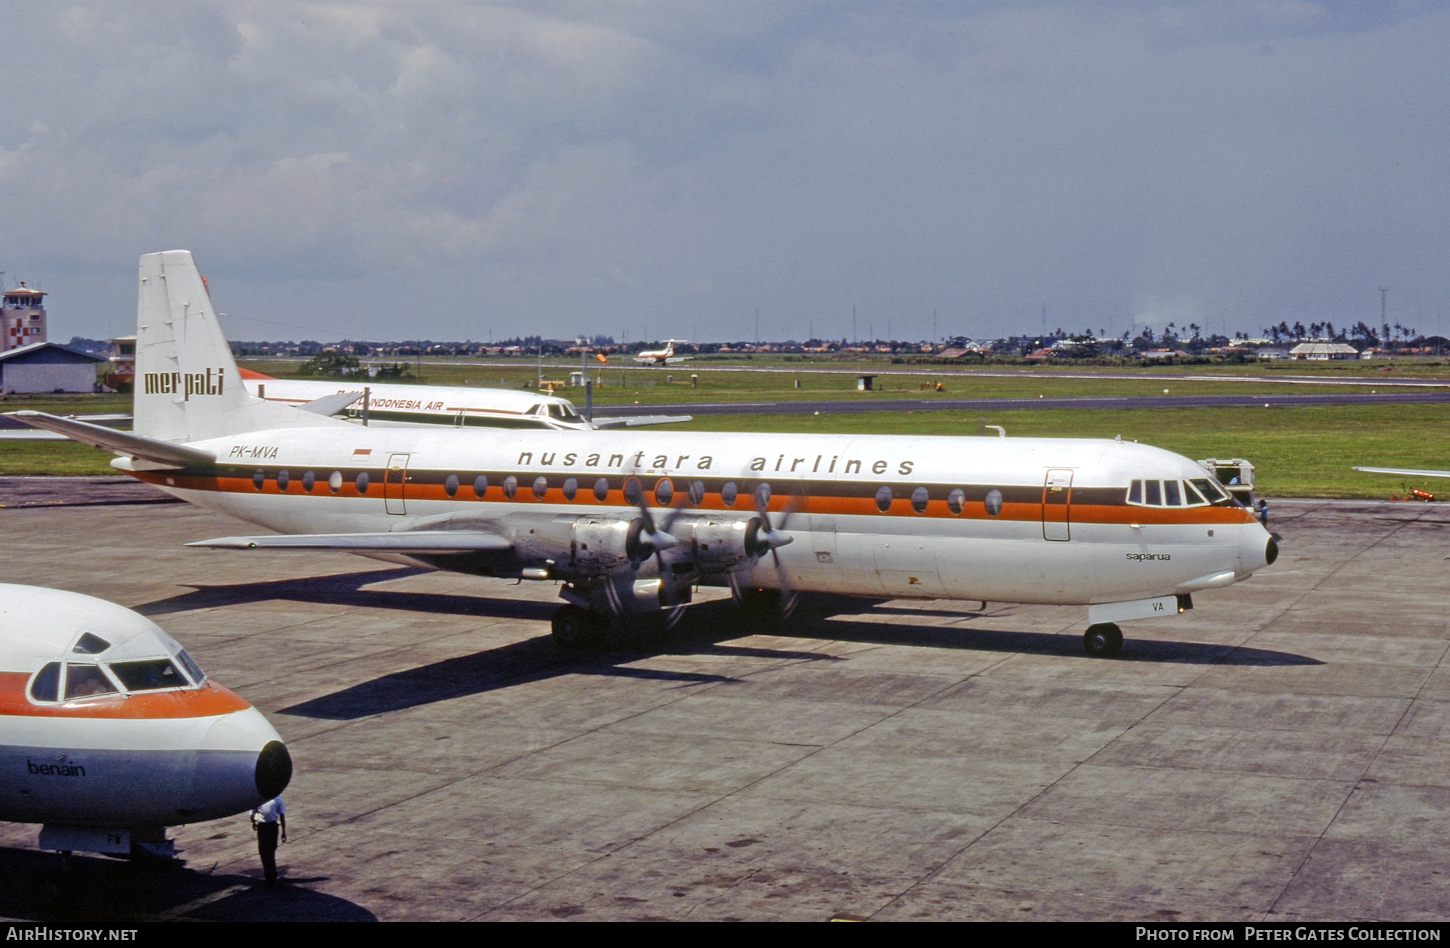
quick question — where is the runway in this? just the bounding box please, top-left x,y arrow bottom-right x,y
589,388 -> 1450,419
2,477 -> 1449,922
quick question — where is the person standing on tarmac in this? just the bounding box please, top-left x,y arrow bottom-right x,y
251,796 -> 287,887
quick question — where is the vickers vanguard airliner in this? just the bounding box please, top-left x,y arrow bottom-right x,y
0,585 -> 291,858
10,251 -> 1277,657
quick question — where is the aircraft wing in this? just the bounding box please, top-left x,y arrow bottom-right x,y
4,411 -> 215,467
592,414 -> 693,429
187,531 -> 514,553
1353,466 -> 1450,478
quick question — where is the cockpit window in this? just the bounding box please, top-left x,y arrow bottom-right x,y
1128,477 -> 1233,508
1190,477 -> 1232,503
72,632 -> 110,655
29,651 -> 204,705
176,649 -> 207,686
30,663 -> 59,702
65,663 -> 117,700
110,659 -> 189,692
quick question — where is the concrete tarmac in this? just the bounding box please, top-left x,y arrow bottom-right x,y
2,477 -> 1449,922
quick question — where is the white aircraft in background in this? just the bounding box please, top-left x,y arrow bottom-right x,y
634,340 -> 691,365
1353,465 -> 1450,479
239,370 -> 692,431
10,251 -> 1277,658
0,584 -> 291,858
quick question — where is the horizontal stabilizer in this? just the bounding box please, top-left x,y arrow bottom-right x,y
593,414 -> 693,429
5,411 -> 215,468
299,391 -> 365,416
1353,466 -> 1450,479
187,532 -> 515,554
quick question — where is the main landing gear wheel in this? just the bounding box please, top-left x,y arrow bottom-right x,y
1083,622 -> 1123,658
552,604 -> 610,650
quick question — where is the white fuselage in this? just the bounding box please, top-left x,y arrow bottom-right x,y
127,426 -> 1273,607
242,377 -> 591,430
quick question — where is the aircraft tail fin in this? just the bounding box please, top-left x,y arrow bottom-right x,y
133,251 -> 347,442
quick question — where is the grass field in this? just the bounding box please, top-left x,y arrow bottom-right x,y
3,370 -> 1448,499
240,357 -> 1445,406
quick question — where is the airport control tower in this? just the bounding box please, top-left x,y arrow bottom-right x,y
1,283 -> 46,353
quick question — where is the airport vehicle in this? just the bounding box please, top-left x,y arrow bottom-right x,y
240,371 -> 690,431
0,584 -> 291,857
634,340 -> 691,365
10,251 -> 1277,658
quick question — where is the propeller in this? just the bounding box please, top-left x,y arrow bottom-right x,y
624,478 -> 679,570
732,481 -> 799,619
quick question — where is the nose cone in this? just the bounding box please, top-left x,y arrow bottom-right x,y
1238,522 -> 1279,577
255,740 -> 293,800
188,707 -> 291,822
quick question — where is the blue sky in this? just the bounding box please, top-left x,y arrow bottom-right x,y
3,1 -> 1446,344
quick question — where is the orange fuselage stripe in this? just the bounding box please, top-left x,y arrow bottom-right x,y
0,672 -> 251,719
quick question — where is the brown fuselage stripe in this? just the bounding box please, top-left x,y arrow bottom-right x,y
133,467 -> 1259,526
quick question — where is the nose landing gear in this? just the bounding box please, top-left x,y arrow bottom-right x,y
1083,622 -> 1123,658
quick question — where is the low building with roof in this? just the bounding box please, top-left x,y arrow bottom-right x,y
0,342 -> 106,393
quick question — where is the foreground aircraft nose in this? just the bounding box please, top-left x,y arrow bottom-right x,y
190,707 -> 292,820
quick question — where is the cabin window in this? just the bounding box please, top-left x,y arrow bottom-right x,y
276,470 -> 290,490
721,481 -> 738,506
655,478 -> 673,506
875,486 -> 893,512
533,476 -> 548,499
329,471 -> 343,493
302,470 -> 316,492
594,478 -> 610,502
253,469 -> 265,491
445,474 -> 459,497
356,471 -> 370,494
503,475 -> 518,499
984,489 -> 1003,516
473,474 -> 488,498
689,480 -> 705,506
563,477 -> 578,501
754,482 -> 771,510
623,477 -> 643,505
948,488 -> 966,515
911,486 -> 929,513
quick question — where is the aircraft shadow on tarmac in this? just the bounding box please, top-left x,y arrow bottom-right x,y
0,846 -> 374,923
276,594 -> 1319,722
136,567 -> 550,622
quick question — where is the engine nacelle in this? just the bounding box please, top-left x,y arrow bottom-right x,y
674,518 -> 754,573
